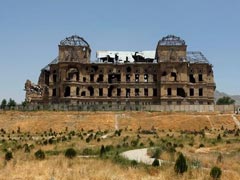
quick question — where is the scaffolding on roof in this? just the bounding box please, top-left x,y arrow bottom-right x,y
60,35 -> 89,47
158,35 -> 186,46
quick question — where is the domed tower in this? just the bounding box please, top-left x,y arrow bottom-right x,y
155,35 -> 187,62
58,35 -> 91,63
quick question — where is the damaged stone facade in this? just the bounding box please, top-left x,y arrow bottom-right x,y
25,35 -> 216,105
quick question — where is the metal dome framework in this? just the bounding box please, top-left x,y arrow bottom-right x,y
158,35 -> 186,46
60,35 -> 90,47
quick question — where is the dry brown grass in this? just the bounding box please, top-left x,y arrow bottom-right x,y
0,111 -> 239,180
0,111 -> 237,132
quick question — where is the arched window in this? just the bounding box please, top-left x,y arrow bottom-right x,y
64,86 -> 71,97
76,87 -> 80,96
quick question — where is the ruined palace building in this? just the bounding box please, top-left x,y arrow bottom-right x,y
25,35 -> 216,105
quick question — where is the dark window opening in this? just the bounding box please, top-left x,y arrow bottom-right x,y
190,88 -> 194,96
116,74 -> 121,82
177,88 -> 186,97
83,77 -> 86,82
64,86 -> 70,97
135,74 -> 139,82
67,68 -> 79,81
126,88 -> 130,98
81,91 -> 86,96
153,88 -> 157,97
189,74 -> 196,83
97,74 -> 104,82
144,74 -> 148,82
167,88 -> 172,96
108,86 -> 114,97
135,89 -> 139,96
117,88 -> 121,96
199,88 -> 203,96
199,101 -> 203,105
199,74 -> 203,82
76,87 -> 80,96
162,71 -> 167,76
108,74 -> 116,83
53,74 -> 57,83
177,101 -> 181,105
99,88 -> 103,96
88,86 -> 94,96
44,73 -> 49,86
52,88 -> 56,97
171,72 -> 177,81
126,67 -> 131,73
126,74 -> 131,82
168,101 -> 172,105
144,88 -> 148,96
153,74 -> 157,82
90,74 -> 94,82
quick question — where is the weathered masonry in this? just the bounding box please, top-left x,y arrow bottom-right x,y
25,35 -> 216,105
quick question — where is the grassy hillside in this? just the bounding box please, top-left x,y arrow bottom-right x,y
0,111 -> 239,180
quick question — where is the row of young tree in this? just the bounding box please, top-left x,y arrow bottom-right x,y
0,98 -> 17,109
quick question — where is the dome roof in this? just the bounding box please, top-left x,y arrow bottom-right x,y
60,35 -> 89,47
158,35 -> 185,46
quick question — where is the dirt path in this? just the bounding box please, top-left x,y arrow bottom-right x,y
120,148 -> 164,165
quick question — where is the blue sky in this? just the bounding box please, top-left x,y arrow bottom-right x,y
0,0 -> 240,103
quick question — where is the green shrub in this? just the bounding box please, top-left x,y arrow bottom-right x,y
5,151 -> 13,161
100,145 -> 106,157
65,148 -> 77,159
210,166 -> 222,179
217,134 -> 222,141
152,158 -> 160,167
35,149 -> 45,160
131,160 -> 138,167
174,153 -> 188,174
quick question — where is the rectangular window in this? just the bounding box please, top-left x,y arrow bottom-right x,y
199,74 -> 203,82
53,74 -> 57,83
126,88 -> 130,98
52,88 -> 56,97
135,89 -> 139,96
144,74 -> 148,82
135,74 -> 139,82
167,88 -> 172,96
90,74 -> 94,82
117,88 -> 121,96
144,88 -> 148,96
190,88 -> 194,96
199,88 -> 203,96
99,88 -> 103,96
98,74 -> 103,82
189,74 -> 196,83
153,74 -> 157,82
153,88 -> 157,97
126,74 -> 131,82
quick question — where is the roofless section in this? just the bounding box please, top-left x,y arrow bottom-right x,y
58,35 -> 91,63
156,35 -> 187,62
158,35 -> 186,46
60,35 -> 90,47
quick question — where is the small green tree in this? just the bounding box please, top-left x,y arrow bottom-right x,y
216,96 -> 235,105
0,99 -> 7,109
174,153 -> 188,174
65,148 -> 77,159
34,149 -> 45,160
210,166 -> 222,179
5,151 -> 13,161
100,145 -> 106,157
7,98 -> 16,108
152,158 -> 160,167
